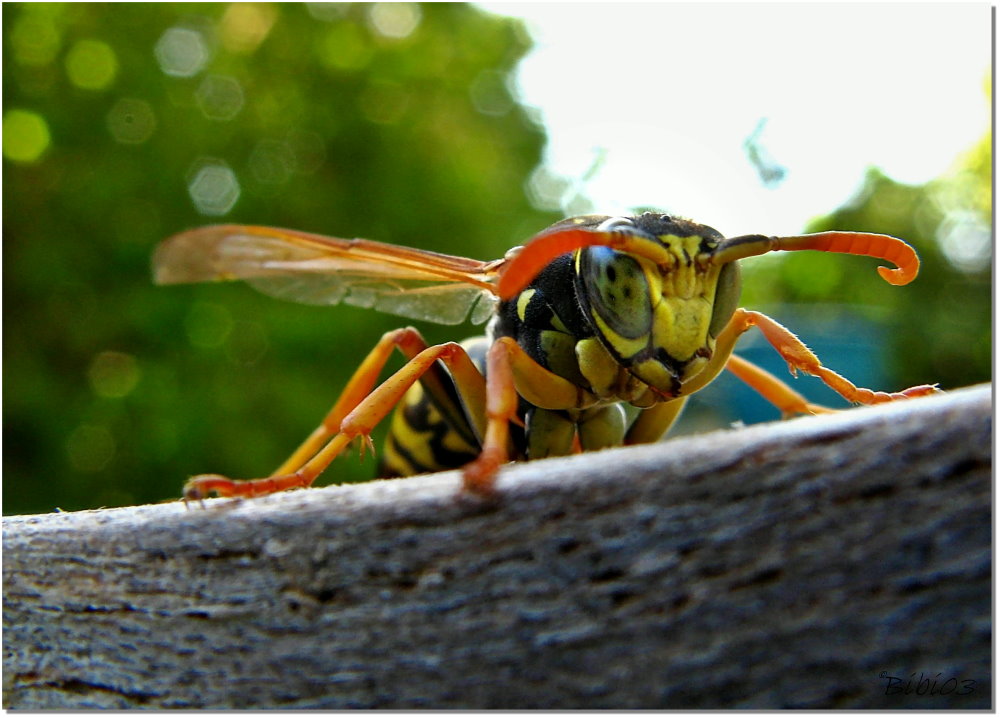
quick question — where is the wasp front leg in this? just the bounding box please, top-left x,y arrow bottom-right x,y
183,334 -> 489,502
713,308 -> 939,411
624,398 -> 689,446
461,336 -> 597,495
724,354 -> 837,418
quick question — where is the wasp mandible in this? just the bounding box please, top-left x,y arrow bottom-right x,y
153,212 -> 938,500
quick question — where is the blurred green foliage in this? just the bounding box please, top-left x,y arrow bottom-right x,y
746,126 -> 991,391
4,2 -> 556,513
3,4 -> 991,515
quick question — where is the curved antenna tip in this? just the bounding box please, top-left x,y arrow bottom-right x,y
877,264 -> 913,286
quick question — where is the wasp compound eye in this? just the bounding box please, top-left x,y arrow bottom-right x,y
580,246 -> 652,339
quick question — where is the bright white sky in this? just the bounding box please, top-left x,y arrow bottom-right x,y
479,2 -> 991,237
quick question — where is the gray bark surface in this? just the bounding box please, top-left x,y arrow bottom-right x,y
3,384 -> 991,709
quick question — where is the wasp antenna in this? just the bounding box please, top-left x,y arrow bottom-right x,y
713,230 -> 920,286
497,227 -> 678,300
497,228 -> 606,299
775,231 -> 920,286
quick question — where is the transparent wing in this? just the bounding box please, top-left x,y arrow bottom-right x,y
153,225 -> 504,325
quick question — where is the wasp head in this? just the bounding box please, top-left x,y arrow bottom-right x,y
569,213 -> 742,397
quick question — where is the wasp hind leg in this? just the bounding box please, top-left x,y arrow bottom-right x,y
182,329 -> 489,502
268,327 -> 484,478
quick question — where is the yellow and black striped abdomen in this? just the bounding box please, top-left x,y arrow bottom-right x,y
378,336 -> 522,478
378,380 -> 482,478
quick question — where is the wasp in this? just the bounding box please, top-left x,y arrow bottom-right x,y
153,212 -> 937,500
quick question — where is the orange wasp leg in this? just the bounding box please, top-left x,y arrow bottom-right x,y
183,340 -> 488,501
270,327 -> 424,477
619,331 -> 828,447
504,339 -> 596,412
460,339 -> 517,496
724,354 -> 837,417
714,308 -> 939,407
461,336 -> 595,495
270,327 -> 484,477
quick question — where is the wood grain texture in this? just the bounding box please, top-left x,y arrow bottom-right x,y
3,384 -> 991,709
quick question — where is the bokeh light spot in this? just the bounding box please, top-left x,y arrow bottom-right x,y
66,424 -> 116,473
188,159 -> 241,216
318,23 -> 372,72
65,39 -> 118,91
155,26 -> 209,77
195,75 -> 243,122
3,109 -> 51,164
11,14 -> 62,66
195,75 -> 245,121
88,350 -> 141,398
367,3 -> 421,39
185,301 -> 234,349
306,3 -> 349,22
249,139 -> 295,184
220,3 -> 277,54
106,98 -> 157,144
525,165 -> 571,212
469,70 -> 514,117
937,210 -> 992,274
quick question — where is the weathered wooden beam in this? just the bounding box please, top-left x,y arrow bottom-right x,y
3,384 -> 991,709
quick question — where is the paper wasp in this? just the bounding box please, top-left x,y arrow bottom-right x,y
153,212 -> 937,500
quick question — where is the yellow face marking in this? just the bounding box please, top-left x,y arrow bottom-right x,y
650,234 -> 707,299
652,295 -> 714,363
648,235 -> 723,364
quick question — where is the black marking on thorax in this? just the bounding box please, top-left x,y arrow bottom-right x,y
493,253 -> 593,370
